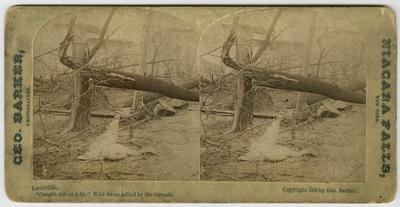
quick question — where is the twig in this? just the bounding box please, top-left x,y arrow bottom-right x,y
34,47 -> 60,59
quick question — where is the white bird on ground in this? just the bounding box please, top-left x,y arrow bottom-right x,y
78,116 -> 147,161
238,113 -> 309,162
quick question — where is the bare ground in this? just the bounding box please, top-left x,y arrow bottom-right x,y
200,104 -> 365,182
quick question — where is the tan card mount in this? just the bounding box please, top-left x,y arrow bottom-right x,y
4,6 -> 396,203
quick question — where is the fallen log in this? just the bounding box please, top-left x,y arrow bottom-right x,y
83,68 -> 199,102
285,81 -> 366,108
113,78 -> 199,108
249,71 -> 365,104
201,108 -> 277,119
39,108 -> 115,118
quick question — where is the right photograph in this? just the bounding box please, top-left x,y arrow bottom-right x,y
199,8 -> 366,182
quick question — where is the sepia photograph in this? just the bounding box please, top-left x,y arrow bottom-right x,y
32,7 -> 200,180
4,5 -> 396,203
199,8 -> 366,182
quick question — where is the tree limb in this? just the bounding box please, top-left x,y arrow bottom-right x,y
58,29 -> 199,101
251,9 -> 283,63
249,70 -> 365,103
88,8 -> 116,60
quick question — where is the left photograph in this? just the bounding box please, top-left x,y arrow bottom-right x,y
33,7 -> 200,180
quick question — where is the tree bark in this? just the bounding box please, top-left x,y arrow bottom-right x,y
142,78 -> 199,103
67,71 -> 91,131
90,70 -> 199,101
286,80 -> 366,108
249,71 -> 365,104
231,76 -> 254,132
113,78 -> 199,108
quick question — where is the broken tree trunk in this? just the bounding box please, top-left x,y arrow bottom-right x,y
231,75 -> 253,132
65,16 -> 91,132
61,9 -> 116,132
227,10 -> 282,132
231,20 -> 254,132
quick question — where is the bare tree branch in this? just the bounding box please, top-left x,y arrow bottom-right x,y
251,9 -> 283,63
87,8 -> 116,60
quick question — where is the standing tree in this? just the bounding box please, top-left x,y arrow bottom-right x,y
230,17 -> 254,132
226,9 -> 283,132
62,9 -> 116,132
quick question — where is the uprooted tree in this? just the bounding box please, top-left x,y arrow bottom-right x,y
220,9 -> 366,132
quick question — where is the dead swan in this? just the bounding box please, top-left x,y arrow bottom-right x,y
238,114 -> 309,162
78,117 -> 152,161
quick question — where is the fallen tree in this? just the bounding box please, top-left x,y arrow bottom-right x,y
114,78 -> 199,108
58,26 -> 199,102
286,81 -> 366,108
221,18 -> 366,104
250,71 -> 365,104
